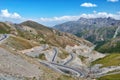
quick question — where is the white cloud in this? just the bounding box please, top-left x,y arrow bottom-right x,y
80,2 -> 97,7
38,11 -> 120,26
79,12 -> 120,19
11,13 -> 21,18
107,0 -> 119,2
0,9 -> 21,18
0,9 -> 120,26
1,9 -> 10,17
39,11 -> 120,22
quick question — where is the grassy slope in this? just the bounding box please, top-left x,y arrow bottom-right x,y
92,53 -> 120,67
20,20 -> 53,31
0,22 -> 11,34
19,21 -> 73,47
97,38 -> 120,53
97,73 -> 120,80
92,53 -> 120,80
2,36 -> 39,50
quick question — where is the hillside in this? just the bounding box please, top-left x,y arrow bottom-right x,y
98,73 -> 120,80
92,53 -> 120,67
1,35 -> 39,50
97,38 -> 120,53
21,20 -> 53,31
92,53 -> 120,80
15,20 -> 93,48
0,22 -> 11,33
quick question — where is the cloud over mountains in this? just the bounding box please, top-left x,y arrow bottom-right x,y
0,9 -> 120,26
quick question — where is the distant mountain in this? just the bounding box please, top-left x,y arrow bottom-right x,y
20,20 -> 53,31
54,17 -> 120,43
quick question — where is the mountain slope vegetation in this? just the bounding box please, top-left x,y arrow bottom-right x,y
97,38 -> 120,53
92,53 -> 120,67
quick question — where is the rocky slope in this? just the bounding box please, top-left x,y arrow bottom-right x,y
54,17 -> 120,43
0,47 -> 42,79
0,35 -> 77,80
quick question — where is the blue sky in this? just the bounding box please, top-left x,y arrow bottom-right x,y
0,0 -> 120,26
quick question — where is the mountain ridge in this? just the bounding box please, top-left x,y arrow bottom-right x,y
54,17 -> 120,43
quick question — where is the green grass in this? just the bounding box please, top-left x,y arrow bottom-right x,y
38,54 -> 46,60
92,53 -> 120,67
97,73 -> 120,80
97,40 -> 120,53
79,55 -> 87,62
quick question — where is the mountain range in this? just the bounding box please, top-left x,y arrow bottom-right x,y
54,17 -> 120,43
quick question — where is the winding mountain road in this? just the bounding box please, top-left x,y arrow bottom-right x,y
39,60 -> 85,77
39,47 -> 86,78
0,34 -> 9,43
50,62 -> 85,77
52,47 -> 58,62
63,53 -> 74,65
38,45 -> 90,78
